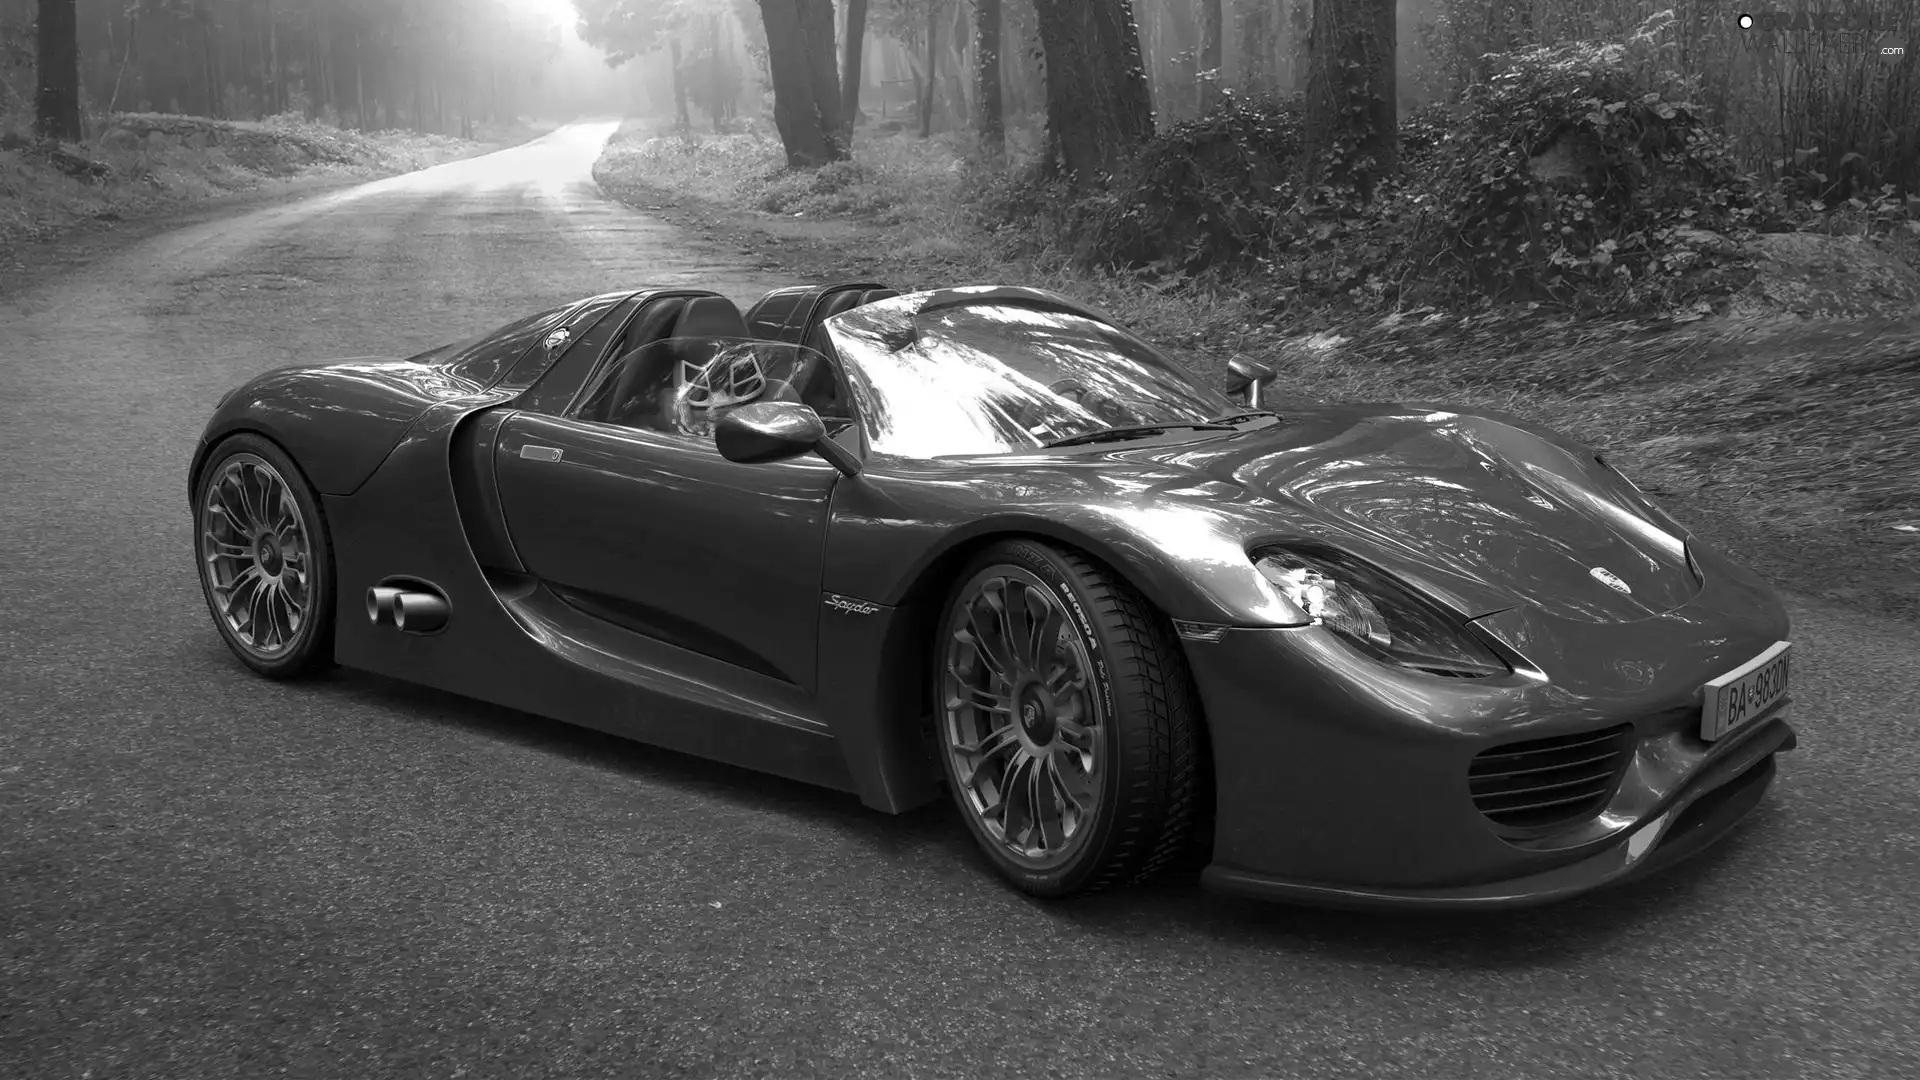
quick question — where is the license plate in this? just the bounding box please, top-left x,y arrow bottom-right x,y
1701,640 -> 1791,741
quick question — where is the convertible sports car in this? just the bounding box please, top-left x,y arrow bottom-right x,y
190,282 -> 1796,909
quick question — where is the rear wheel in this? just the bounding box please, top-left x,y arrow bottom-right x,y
194,433 -> 336,678
933,539 -> 1208,897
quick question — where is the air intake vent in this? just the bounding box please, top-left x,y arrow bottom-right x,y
1469,723 -> 1635,831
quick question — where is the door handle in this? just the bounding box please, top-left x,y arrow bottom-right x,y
520,445 -> 564,462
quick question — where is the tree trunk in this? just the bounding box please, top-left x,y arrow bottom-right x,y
34,0 -> 82,141
238,4 -> 256,115
919,1 -> 937,137
1029,0 -> 1155,185
299,18 -> 314,118
754,0 -> 845,166
266,0 -> 281,114
321,14 -> 336,118
1280,0 -> 1310,93
670,37 -> 691,129
1233,0 -> 1269,93
943,0 -> 968,128
1301,0 -> 1397,198
1197,0 -> 1222,111
797,0 -> 844,143
203,14 -> 221,117
973,0 -> 1003,160
107,7 -> 135,115
840,0 -> 868,135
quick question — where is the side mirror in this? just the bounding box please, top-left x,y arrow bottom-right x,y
715,401 -> 862,477
1226,356 -> 1277,408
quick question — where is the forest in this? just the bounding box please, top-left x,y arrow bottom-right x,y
11,0 -> 1916,318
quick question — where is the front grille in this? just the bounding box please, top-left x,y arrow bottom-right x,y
1469,723 -> 1635,831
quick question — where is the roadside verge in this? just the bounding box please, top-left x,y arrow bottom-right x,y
0,113 -> 554,300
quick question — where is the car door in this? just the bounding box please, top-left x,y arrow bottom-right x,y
489,400 -> 839,694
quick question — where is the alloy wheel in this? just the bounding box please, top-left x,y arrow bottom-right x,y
939,568 -> 1105,869
198,453 -> 312,658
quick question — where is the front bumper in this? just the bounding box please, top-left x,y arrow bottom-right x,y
1201,716 -> 1792,910
1180,549 -> 1798,910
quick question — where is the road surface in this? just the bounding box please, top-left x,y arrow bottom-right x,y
2,121 -> 1916,1080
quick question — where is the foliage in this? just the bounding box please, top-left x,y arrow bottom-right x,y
1426,24 -> 1765,311
980,93 -> 1305,273
1,0 -> 576,134
0,109 -> 498,247
969,12 -> 1919,318
573,0 -> 757,66
594,121 -> 970,222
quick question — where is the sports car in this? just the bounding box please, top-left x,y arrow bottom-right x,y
189,282 -> 1797,909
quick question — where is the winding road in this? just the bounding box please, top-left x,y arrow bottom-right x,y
2,121 -> 1917,1080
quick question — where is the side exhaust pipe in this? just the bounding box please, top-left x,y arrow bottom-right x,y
366,583 -> 450,634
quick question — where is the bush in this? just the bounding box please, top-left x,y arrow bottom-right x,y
1062,94 -> 1305,272
1429,31 -> 1764,311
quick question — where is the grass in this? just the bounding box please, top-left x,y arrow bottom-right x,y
592,117 -> 1920,622
0,111 -> 545,251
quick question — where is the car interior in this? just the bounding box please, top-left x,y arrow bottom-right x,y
572,287 -> 900,439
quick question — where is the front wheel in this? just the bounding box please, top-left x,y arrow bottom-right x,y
193,433 -> 337,678
933,539 -> 1209,898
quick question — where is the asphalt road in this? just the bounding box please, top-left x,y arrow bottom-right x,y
3,121 -> 1918,1080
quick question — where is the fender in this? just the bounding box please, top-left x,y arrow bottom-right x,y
190,358 -> 487,498
186,289 -> 646,501
823,460 -> 1308,627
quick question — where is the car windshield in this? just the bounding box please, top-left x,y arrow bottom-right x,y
826,298 -> 1236,458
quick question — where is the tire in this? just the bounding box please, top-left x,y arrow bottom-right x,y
932,538 -> 1209,898
193,433 -> 337,679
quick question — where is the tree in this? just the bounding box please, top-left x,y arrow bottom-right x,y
1028,0 -> 1154,185
874,0 -> 946,138
1300,0 -> 1397,198
576,0 -> 844,165
35,0 -> 82,141
1196,0 -> 1221,111
916,0 -> 942,137
755,0 -> 846,165
1232,0 -> 1270,94
796,0 -> 843,143
972,0 -> 1002,161
840,0 -> 868,135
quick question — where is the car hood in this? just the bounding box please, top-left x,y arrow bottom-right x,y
1122,404 -> 1700,623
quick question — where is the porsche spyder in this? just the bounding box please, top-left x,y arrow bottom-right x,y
189,282 -> 1797,909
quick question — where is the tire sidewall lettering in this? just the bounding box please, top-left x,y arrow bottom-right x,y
1028,549 -> 1116,725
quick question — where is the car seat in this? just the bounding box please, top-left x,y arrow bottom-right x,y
797,287 -> 899,419
604,296 -> 755,430
575,296 -> 685,424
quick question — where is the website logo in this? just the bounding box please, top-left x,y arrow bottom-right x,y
1736,11 -> 1908,59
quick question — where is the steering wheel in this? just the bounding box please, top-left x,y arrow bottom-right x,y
1048,377 -> 1134,425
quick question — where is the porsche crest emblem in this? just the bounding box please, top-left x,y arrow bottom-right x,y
1590,566 -> 1632,595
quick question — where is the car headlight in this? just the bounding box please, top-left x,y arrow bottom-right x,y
1253,547 -> 1509,677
